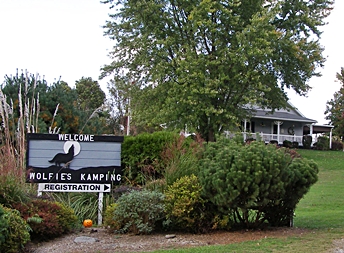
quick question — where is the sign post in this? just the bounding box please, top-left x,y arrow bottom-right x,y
98,192 -> 104,225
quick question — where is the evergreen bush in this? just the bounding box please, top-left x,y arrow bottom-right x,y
199,138 -> 318,228
302,135 -> 312,149
263,158 -> 318,226
332,139 -> 344,151
314,136 -> 330,150
121,131 -> 178,185
109,190 -> 165,234
283,140 -> 292,148
0,204 -> 31,253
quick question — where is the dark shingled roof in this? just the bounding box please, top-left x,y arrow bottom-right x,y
251,110 -> 317,123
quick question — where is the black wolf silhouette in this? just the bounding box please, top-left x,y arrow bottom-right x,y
49,145 -> 74,167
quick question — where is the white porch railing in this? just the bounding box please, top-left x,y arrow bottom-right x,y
244,133 -> 303,145
224,131 -> 318,147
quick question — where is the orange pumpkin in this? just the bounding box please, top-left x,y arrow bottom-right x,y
83,219 -> 93,228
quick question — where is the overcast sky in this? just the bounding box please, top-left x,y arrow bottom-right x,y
0,0 -> 112,88
0,0 -> 343,125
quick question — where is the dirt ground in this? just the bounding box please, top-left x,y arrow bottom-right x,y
25,227 -> 312,253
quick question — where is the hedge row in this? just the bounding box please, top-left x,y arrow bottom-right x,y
105,137 -> 319,232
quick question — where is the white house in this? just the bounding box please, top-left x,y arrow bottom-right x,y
239,103 -> 334,148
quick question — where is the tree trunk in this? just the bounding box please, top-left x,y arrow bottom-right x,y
207,129 -> 216,142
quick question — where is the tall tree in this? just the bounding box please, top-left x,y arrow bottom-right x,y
325,67 -> 344,140
45,80 -> 79,134
101,0 -> 333,141
75,77 -> 106,111
74,77 -> 114,134
106,76 -> 137,135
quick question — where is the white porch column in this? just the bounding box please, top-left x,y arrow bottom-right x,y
126,98 -> 130,136
310,124 -> 313,146
310,124 -> 313,135
243,119 -> 247,141
274,121 -> 283,144
330,128 -> 333,149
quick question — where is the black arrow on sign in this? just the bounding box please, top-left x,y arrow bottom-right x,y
104,185 -> 110,192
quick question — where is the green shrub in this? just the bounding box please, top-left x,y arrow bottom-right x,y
0,204 -> 30,253
314,136 -> 330,150
292,141 -> 299,148
13,199 -> 78,241
0,207 -> 6,247
54,201 -> 79,232
103,203 -> 120,232
164,175 -> 208,233
269,140 -> 278,145
302,135 -> 312,149
121,131 -> 178,185
283,140 -> 292,148
109,190 -> 165,234
0,174 -> 29,207
263,158 -> 319,226
332,139 -> 344,151
199,138 -> 318,228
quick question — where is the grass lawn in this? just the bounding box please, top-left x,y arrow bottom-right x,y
294,150 -> 344,230
149,149 -> 344,253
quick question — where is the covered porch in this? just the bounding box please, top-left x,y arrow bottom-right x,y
242,122 -> 334,148
225,102 -> 334,149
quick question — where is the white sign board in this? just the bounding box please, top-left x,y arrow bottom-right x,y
26,133 -> 123,185
38,183 -> 111,193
